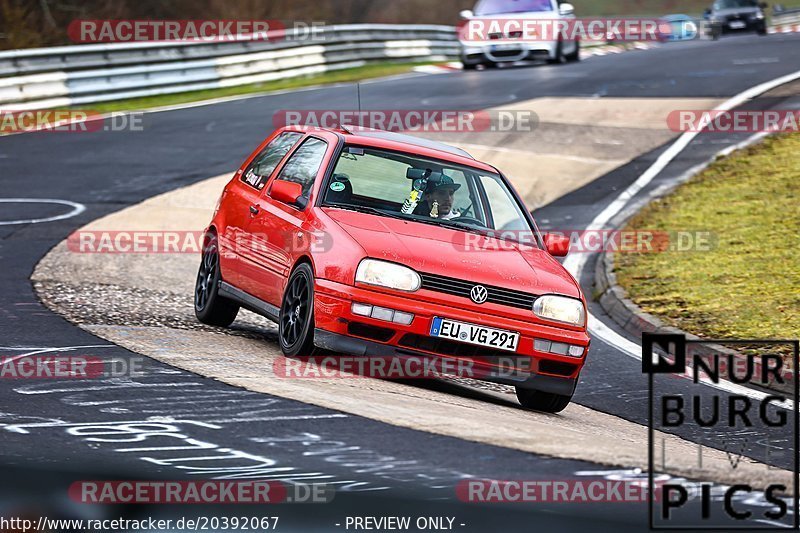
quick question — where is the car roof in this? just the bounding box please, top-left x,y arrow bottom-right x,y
341,126 -> 474,159
279,125 -> 498,174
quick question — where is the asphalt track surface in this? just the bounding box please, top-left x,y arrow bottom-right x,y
2,33 -> 800,530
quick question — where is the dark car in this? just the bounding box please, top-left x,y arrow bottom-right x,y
704,0 -> 768,38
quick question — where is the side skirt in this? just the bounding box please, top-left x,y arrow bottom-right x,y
218,281 -> 280,322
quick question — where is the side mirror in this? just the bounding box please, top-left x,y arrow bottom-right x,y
459,9 -> 474,19
270,179 -> 305,208
559,2 -> 575,16
544,233 -> 570,257
703,7 -> 712,17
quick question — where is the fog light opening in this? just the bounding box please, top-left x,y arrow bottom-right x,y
351,302 -> 414,325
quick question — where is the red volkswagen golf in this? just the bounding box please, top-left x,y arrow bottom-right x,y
195,125 -> 589,412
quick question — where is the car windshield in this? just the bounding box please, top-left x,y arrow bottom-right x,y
474,0 -> 553,16
713,0 -> 757,9
321,146 -> 537,245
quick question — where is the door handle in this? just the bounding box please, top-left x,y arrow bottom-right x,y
249,205 -> 259,215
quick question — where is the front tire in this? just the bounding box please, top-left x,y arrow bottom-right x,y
279,263 -> 316,357
194,233 -> 239,327
547,40 -> 566,64
565,40 -> 580,62
516,387 -> 572,413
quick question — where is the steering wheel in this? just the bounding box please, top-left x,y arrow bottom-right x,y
451,216 -> 486,227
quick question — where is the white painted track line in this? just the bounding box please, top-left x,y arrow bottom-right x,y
563,69 -> 800,407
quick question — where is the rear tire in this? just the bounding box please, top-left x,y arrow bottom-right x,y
194,233 -> 239,327
279,263 -> 316,357
516,387 -> 572,413
462,62 -> 477,70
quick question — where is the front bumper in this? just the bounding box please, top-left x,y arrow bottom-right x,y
313,279 -> 588,395
719,18 -> 765,31
460,41 -> 556,64
314,329 -> 577,396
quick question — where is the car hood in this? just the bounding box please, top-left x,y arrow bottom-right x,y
325,208 -> 580,299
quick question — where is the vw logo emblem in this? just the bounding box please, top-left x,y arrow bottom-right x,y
470,285 -> 488,304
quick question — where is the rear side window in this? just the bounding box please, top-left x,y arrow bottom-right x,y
274,137 -> 328,198
241,132 -> 302,190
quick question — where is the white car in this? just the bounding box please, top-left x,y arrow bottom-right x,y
459,0 -> 580,69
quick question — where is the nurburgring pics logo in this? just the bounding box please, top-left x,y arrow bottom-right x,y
643,333 -> 799,529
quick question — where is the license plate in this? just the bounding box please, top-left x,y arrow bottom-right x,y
429,317 -> 519,352
490,43 -> 520,52
729,20 -> 746,28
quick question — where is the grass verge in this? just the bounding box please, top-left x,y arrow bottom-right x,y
76,61 -> 435,114
614,133 -> 799,342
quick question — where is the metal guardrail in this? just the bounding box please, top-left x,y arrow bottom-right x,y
773,8 -> 800,27
0,24 -> 460,109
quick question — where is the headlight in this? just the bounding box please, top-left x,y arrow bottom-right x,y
755,11 -> 765,19
355,259 -> 421,292
533,295 -> 586,327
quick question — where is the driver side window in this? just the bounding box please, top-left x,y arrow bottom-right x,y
241,132 -> 302,190
274,137 -> 328,198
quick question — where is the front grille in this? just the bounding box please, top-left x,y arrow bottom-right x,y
419,272 -> 537,310
538,360 -> 578,377
347,322 -> 395,342
398,333 -> 511,359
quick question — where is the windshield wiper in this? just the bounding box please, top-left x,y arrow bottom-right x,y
324,203 -> 409,222
326,203 -> 501,236
438,219 -> 493,237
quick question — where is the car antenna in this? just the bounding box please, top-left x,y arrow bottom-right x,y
336,83 -> 362,134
